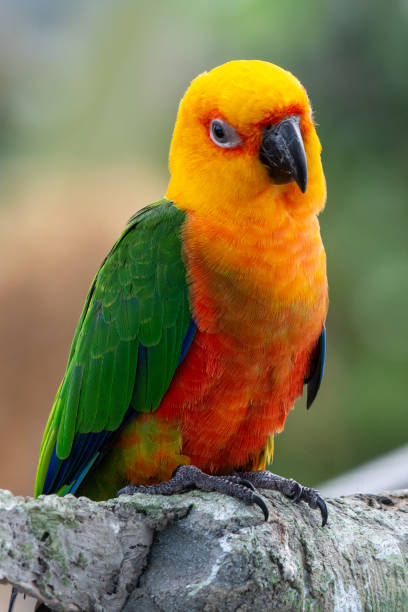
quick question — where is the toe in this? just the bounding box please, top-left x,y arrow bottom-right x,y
117,485 -> 137,496
288,481 -> 303,503
299,487 -> 328,527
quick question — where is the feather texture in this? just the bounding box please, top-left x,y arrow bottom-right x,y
35,200 -> 194,496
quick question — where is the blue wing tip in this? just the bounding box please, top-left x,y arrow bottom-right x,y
178,321 -> 197,366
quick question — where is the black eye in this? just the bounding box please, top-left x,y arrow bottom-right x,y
212,120 -> 227,142
209,119 -> 242,149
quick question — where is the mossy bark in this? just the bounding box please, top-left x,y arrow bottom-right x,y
0,489 -> 407,611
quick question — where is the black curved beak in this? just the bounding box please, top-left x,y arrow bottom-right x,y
259,115 -> 308,193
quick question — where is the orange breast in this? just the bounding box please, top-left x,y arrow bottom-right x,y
157,206 -> 328,473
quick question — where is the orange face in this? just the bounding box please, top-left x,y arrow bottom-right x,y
167,60 -> 326,220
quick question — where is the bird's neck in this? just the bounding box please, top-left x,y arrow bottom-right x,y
179,195 -> 327,347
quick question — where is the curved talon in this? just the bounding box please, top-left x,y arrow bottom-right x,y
237,478 -> 256,491
317,497 -> 328,527
253,493 -> 269,521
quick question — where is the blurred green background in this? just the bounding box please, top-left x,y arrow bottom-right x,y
0,0 -> 407,497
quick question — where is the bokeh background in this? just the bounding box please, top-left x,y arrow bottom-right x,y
0,2 -> 407,606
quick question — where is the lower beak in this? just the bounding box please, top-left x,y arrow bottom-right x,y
259,115 -> 308,193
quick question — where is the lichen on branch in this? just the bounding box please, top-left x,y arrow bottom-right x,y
0,489 -> 407,611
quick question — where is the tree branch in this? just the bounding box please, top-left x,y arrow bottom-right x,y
0,488 -> 407,611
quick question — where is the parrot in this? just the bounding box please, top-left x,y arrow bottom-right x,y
35,60 -> 328,526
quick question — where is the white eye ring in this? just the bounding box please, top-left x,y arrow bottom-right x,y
209,119 -> 242,148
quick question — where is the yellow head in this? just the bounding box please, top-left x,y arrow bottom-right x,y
166,60 -> 326,220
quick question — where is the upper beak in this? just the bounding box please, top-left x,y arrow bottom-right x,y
259,115 -> 308,193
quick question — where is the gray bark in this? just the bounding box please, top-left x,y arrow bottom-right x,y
0,488 -> 407,611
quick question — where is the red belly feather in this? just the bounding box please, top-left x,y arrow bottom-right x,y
157,326 -> 315,473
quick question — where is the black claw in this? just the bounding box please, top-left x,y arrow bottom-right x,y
237,478 -> 257,491
253,493 -> 269,521
317,497 -> 328,527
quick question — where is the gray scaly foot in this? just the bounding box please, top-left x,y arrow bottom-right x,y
118,464 -> 269,520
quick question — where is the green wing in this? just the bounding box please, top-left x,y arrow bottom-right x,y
35,199 -> 193,496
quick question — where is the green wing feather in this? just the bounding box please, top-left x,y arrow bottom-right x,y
35,199 -> 192,496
